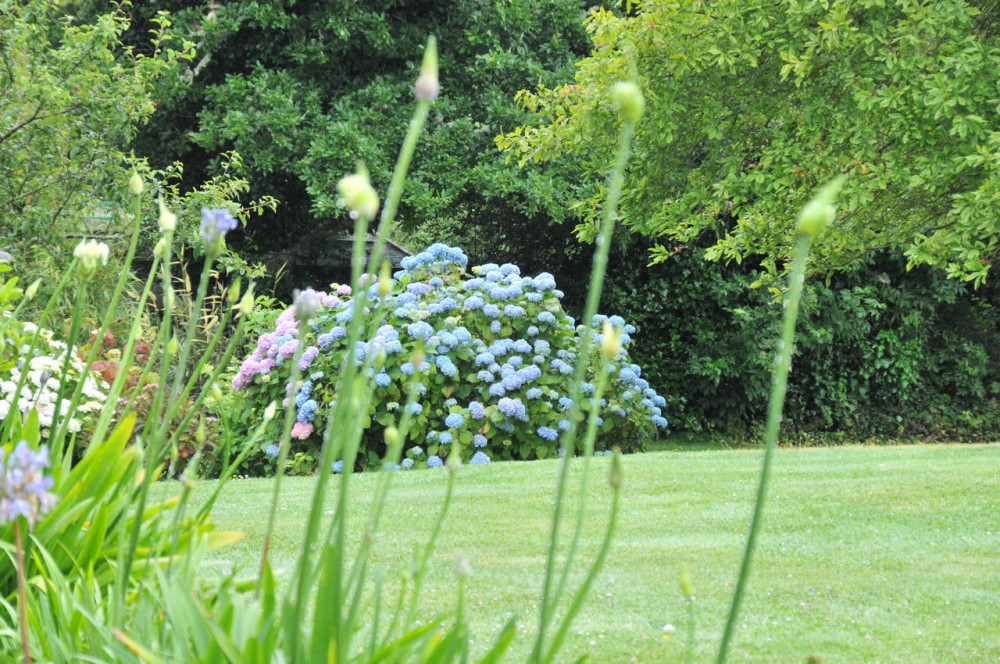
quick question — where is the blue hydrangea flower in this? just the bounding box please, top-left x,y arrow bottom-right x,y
427,455 -> 444,469
375,372 -> 391,387
558,397 -> 574,410
652,415 -> 669,429
490,320 -> 502,334
503,304 -> 525,318
445,413 -> 465,428
477,370 -> 495,382
439,432 -> 453,445
526,388 -> 543,400
537,426 -> 558,441
464,295 -> 485,310
400,362 -> 415,375
265,444 -> 280,458
332,460 -> 344,473
558,419 -> 570,431
537,311 -> 556,325
469,401 -> 486,419
410,446 -> 424,457
497,397 -> 527,421
483,303 -> 500,318
470,451 -> 491,464
473,434 -> 487,447
297,399 -> 318,423
407,321 -> 434,340
401,458 -> 415,470
407,402 -> 424,415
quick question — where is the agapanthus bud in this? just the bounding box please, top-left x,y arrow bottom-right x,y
414,36 -> 439,101
379,260 -> 392,298
600,319 -> 622,359
608,446 -> 624,489
680,567 -> 693,599
238,285 -> 255,317
797,176 -> 845,237
611,81 -> 645,123
163,286 -> 175,311
154,237 -> 167,258
166,335 -> 179,356
158,197 -> 177,232
129,171 -> 144,196
337,166 -> 380,222
24,279 -> 40,300
454,553 -> 472,580
384,425 -> 400,446
73,240 -> 110,281
294,288 -> 321,322
264,400 -> 278,421
228,278 -> 241,305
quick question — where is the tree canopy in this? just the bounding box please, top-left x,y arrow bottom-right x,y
498,0 -> 1000,284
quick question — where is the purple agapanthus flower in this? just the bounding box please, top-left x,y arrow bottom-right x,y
1,441 -> 58,529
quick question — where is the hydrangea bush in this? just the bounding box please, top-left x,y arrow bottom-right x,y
229,243 -> 667,472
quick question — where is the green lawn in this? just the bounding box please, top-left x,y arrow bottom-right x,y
181,444 -> 1000,663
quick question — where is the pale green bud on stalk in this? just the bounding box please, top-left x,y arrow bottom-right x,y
163,286 -> 175,311
129,171 -> 144,196
611,81 -> 645,123
166,335 -> 179,356
294,288 -> 321,322
24,279 -> 40,300
414,36 -> 439,101
264,400 -> 278,421
446,448 -> 461,474
384,425 -> 400,446
73,240 -> 110,281
454,553 -> 472,580
196,419 -> 206,444
238,285 -> 255,317
379,260 -> 392,297
154,237 -> 167,258
600,319 -> 622,359
796,176 -> 846,237
158,197 -> 176,232
680,567 -> 694,599
211,383 -> 223,403
180,474 -> 194,490
228,278 -> 241,306
609,447 -> 624,489
337,165 -> 380,222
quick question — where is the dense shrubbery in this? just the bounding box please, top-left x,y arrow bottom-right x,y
229,243 -> 667,474
602,240 -> 1000,439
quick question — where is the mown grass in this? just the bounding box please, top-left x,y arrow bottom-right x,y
176,443 -> 1000,662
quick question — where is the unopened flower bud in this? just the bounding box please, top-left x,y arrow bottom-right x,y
228,278 -> 241,306
797,176 -> 845,237
454,553 -> 472,580
415,36 -> 439,101
337,166 -> 380,222
180,473 -> 194,490
196,419 -> 206,444
384,425 -> 400,446
154,237 -> 167,258
163,286 -> 175,311
600,319 -> 622,359
238,286 -> 255,317
379,260 -> 392,298
608,446 -> 624,489
73,240 -> 110,281
166,335 -> 179,356
158,197 -> 176,232
264,400 -> 278,421
294,288 -> 321,322
129,171 -> 144,196
680,567 -> 693,599
211,383 -> 223,402
611,81 -> 645,123
25,279 -> 40,300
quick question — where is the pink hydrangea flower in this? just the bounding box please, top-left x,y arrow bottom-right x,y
291,421 -> 314,439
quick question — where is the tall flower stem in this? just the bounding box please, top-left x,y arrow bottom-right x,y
531,110 -> 637,664
715,235 -> 812,663
14,520 -> 32,664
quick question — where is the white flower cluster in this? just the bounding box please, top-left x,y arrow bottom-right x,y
0,322 -> 108,435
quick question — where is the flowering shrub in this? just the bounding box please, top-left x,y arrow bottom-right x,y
230,243 -> 667,472
0,321 -> 107,437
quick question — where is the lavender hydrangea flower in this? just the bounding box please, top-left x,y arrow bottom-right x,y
468,401 -> 486,419
1,441 -> 58,528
